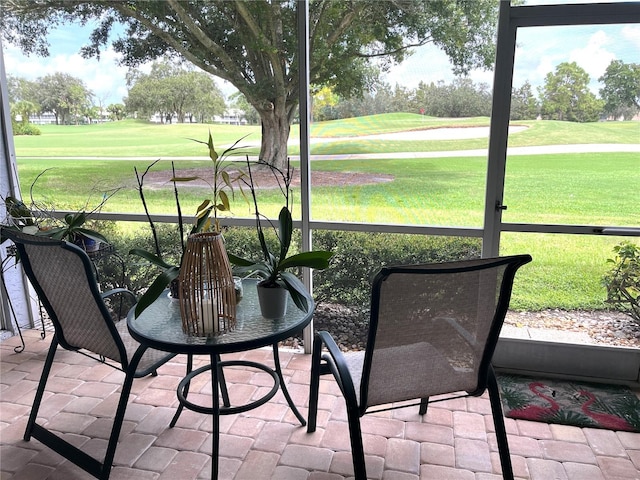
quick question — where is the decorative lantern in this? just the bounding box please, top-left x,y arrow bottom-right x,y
178,232 -> 236,336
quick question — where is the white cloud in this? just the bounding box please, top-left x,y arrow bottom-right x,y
621,25 -> 640,55
569,30 -> 616,86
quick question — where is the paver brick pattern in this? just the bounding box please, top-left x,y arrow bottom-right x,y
1,329 -> 639,479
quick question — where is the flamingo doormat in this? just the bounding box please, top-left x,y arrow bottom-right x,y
497,374 -> 640,432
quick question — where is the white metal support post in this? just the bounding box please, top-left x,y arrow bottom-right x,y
483,0 -> 517,258
0,38 -> 38,335
297,0 -> 314,353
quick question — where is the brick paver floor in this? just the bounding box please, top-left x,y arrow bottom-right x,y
1,329 -> 639,479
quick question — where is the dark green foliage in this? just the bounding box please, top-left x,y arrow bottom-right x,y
599,60 -> 640,120
539,61 -> 604,122
612,395 -> 640,430
91,223 -> 182,295
548,410 -> 594,427
97,226 -> 480,315
496,386 -> 530,411
11,121 -> 41,136
602,241 -> 640,324
312,231 -> 481,310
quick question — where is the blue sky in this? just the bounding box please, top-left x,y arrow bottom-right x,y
3,6 -> 639,107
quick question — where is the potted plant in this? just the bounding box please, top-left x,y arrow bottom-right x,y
129,132 -> 247,317
2,169 -> 116,251
228,158 -> 333,317
45,211 -> 108,252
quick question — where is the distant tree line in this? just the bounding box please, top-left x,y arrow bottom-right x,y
8,72 -> 127,127
8,59 -> 639,135
125,61 -> 225,124
313,60 -> 640,123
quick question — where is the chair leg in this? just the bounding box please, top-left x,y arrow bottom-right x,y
24,335 -> 58,441
25,340 -> 147,479
101,346 -> 148,479
346,405 -> 367,480
419,397 -> 429,416
307,335 -> 323,432
488,366 -> 514,480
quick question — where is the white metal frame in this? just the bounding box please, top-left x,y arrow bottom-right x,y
1,1 -> 639,351
483,0 -> 640,258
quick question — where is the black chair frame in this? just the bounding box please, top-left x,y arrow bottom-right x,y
308,254 -> 532,480
4,229 -> 176,480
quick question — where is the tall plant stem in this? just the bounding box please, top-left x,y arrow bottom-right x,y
171,162 -> 185,255
134,160 -> 162,259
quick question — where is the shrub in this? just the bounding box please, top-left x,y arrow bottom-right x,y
602,241 -> 640,324
313,230 -> 481,310
90,222 -> 183,295
12,121 -> 41,136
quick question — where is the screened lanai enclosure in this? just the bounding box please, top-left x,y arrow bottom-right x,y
1,1 -> 639,384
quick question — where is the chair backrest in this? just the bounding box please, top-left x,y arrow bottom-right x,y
361,254 -> 531,410
3,229 -> 128,366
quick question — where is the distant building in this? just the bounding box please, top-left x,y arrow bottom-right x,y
214,109 -> 247,125
24,112 -> 57,125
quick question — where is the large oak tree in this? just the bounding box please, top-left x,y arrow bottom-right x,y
539,62 -> 603,123
599,60 -> 640,120
2,0 -> 499,167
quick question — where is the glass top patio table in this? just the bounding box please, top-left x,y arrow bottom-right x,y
127,278 -> 314,355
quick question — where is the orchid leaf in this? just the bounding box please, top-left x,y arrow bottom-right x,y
134,266 -> 179,317
278,207 -> 292,261
227,252 -> 255,267
280,271 -> 312,312
75,228 -> 108,244
278,250 -> 333,271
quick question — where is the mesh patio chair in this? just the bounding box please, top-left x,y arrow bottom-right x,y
308,254 -> 532,480
3,229 -> 177,480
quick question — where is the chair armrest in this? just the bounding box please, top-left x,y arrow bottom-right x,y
315,331 -> 359,405
101,289 -> 137,322
101,288 -> 137,303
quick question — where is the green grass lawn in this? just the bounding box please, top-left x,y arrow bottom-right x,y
11,115 -> 640,311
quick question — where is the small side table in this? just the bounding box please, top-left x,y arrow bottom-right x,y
127,279 -> 314,480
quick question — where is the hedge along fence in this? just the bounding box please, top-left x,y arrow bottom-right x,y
312,230 -> 481,310
90,223 -> 481,318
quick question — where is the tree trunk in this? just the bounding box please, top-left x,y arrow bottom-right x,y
257,107 -> 291,170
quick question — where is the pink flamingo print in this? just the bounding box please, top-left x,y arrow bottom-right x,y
579,390 -> 632,431
509,382 -> 560,421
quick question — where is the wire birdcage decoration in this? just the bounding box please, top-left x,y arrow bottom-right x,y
178,232 -> 236,336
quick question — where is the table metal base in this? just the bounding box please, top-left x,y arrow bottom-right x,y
169,343 -> 306,479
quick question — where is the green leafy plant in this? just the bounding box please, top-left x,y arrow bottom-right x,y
173,131 -> 249,232
602,241 -> 640,324
2,168 -> 115,247
44,211 -> 108,249
228,159 -> 333,313
129,161 -> 213,317
129,132 -> 247,317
